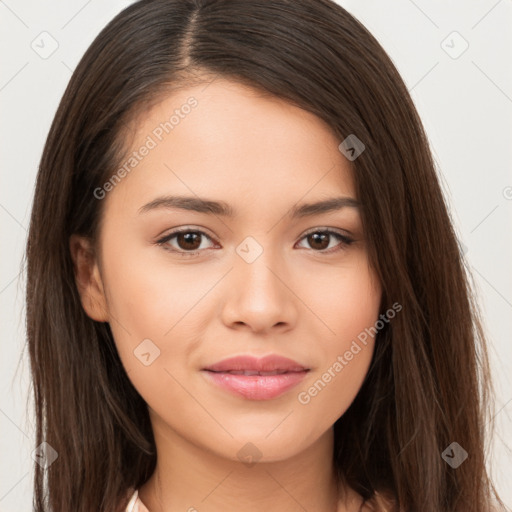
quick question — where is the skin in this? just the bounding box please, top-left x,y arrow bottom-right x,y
70,77 -> 382,512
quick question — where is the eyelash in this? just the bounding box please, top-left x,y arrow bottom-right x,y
156,227 -> 354,258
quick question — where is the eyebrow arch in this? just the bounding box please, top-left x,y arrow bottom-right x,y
138,195 -> 360,218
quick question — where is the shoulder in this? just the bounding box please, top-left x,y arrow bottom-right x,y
337,486 -> 396,512
337,485 -> 367,512
124,488 -> 150,512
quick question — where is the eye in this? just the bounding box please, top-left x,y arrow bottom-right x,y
156,228 -> 216,257
295,229 -> 354,253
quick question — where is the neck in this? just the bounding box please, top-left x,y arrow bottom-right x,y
137,412 -> 350,512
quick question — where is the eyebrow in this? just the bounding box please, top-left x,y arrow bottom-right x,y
138,195 -> 360,218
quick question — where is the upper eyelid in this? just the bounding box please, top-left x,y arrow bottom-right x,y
301,226 -> 352,237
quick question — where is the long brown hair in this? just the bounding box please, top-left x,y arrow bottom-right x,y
25,0 -> 507,510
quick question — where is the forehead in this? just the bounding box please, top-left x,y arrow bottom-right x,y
105,78 -> 356,217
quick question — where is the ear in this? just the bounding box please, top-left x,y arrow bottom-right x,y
69,234 -> 109,322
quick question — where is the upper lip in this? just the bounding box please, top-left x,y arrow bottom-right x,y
202,354 -> 309,373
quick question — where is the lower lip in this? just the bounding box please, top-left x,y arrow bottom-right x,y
201,370 -> 309,400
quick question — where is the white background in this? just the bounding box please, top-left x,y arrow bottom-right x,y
1,0 -> 511,509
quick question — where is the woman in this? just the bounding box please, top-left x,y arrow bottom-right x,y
25,0 -> 507,510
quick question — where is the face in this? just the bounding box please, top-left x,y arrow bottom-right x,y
71,78 -> 382,463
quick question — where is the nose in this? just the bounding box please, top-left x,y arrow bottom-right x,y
220,246 -> 298,334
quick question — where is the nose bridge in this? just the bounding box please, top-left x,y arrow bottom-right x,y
234,234 -> 285,299
221,234 -> 297,331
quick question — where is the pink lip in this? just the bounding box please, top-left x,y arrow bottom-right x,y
201,354 -> 310,400
203,354 -> 308,373
202,371 -> 309,400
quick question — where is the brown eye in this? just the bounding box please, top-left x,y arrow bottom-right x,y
157,229 -> 216,256
307,232 -> 330,250
175,232 -> 202,251
296,229 -> 354,253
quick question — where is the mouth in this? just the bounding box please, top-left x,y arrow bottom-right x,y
201,354 -> 310,400
201,367 -> 310,400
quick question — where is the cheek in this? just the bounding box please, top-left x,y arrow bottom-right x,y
294,256 -> 382,342
101,238 -> 218,336
292,259 -> 381,421
101,254 -> 201,411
